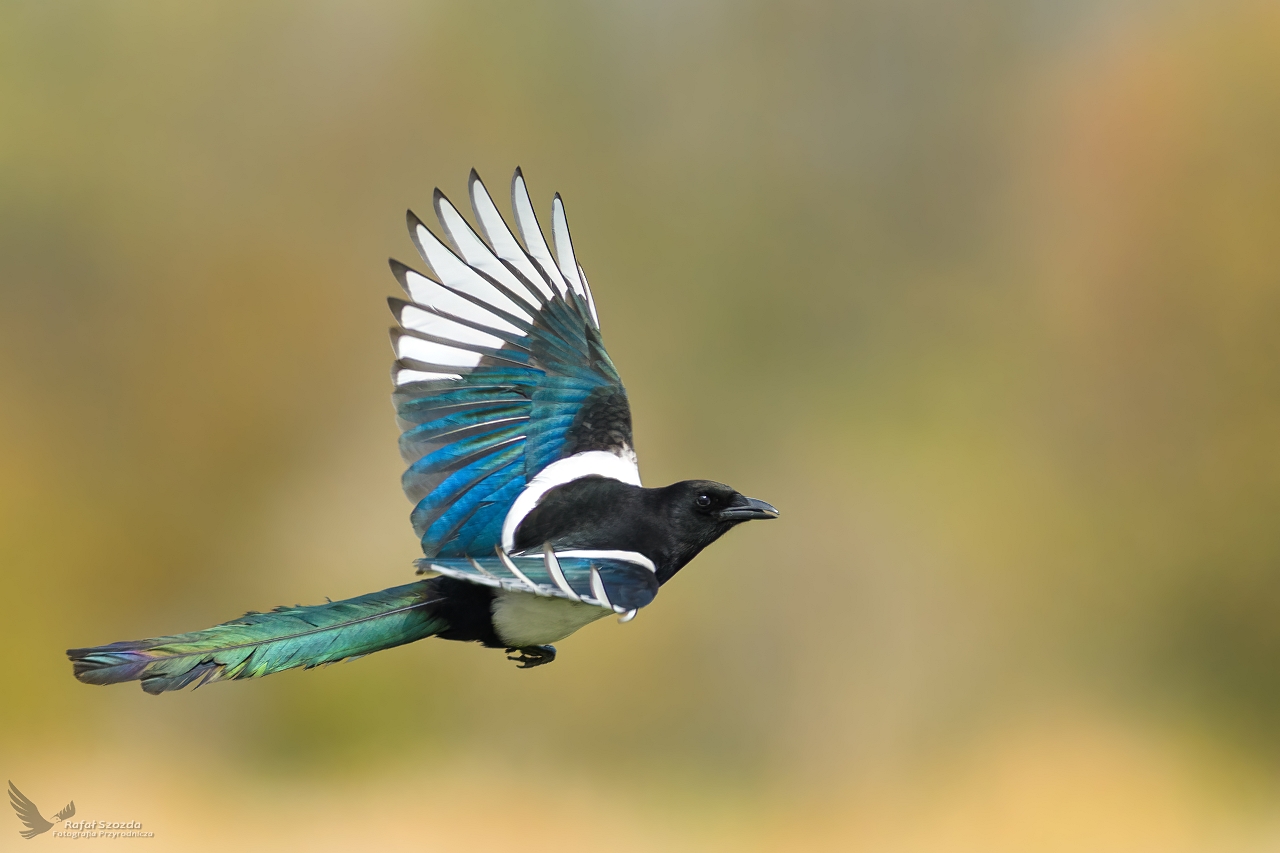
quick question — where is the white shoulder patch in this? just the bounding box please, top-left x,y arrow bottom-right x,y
500,450 -> 642,552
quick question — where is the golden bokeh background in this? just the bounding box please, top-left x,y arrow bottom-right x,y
4,2 -> 1280,850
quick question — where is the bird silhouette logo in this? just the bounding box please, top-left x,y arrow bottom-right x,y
8,782 -> 74,840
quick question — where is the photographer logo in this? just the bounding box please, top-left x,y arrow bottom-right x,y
9,782 -> 153,841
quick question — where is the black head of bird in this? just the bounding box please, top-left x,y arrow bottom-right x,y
652,480 -> 779,579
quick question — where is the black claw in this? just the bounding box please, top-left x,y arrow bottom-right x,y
505,644 -> 557,669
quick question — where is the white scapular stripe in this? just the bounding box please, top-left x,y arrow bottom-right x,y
395,334 -> 483,369
551,194 -> 586,298
411,221 -> 534,323
511,171 -> 569,296
500,450 -> 643,551
552,549 -> 656,573
435,193 -> 542,308
400,268 -> 524,337
468,173 -> 556,301
396,367 -> 461,385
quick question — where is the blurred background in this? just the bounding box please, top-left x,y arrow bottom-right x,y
3,1 -> 1280,849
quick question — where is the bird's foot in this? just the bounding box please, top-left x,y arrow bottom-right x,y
506,645 -> 557,669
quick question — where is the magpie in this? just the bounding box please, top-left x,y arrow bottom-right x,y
67,169 -> 778,692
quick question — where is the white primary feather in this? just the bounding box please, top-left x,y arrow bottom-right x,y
577,264 -> 600,328
399,267 -> 524,337
468,173 -> 556,301
511,171 -> 570,297
395,301 -> 506,350
411,219 -> 535,323
551,194 -> 586,298
434,193 -> 543,309
394,334 -> 483,369
395,367 -> 460,385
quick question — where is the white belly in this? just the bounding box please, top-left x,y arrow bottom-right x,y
490,590 -> 609,647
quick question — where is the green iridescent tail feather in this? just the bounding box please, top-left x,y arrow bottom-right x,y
67,580 -> 444,695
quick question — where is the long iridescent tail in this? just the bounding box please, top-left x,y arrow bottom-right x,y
68,580 -> 444,694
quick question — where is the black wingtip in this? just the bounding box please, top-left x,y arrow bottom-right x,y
387,260 -> 415,298
405,209 -> 437,267
387,296 -> 411,323
432,188 -> 456,237
406,208 -> 428,234
467,170 -> 492,239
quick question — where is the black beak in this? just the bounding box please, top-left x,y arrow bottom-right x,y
718,495 -> 780,522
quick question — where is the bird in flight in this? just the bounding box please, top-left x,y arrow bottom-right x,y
9,782 -> 74,840
68,169 -> 777,692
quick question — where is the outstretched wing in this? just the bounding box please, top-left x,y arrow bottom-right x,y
8,781 -> 52,838
417,547 -> 658,617
53,802 -> 75,822
390,169 -> 639,559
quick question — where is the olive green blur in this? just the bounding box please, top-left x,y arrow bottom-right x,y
4,1 -> 1280,849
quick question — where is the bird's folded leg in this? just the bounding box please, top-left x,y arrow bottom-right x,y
505,645 -> 557,669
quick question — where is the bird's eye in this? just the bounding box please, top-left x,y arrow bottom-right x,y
696,494 -> 712,508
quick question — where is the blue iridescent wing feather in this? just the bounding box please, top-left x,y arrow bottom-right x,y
390,170 -> 636,559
